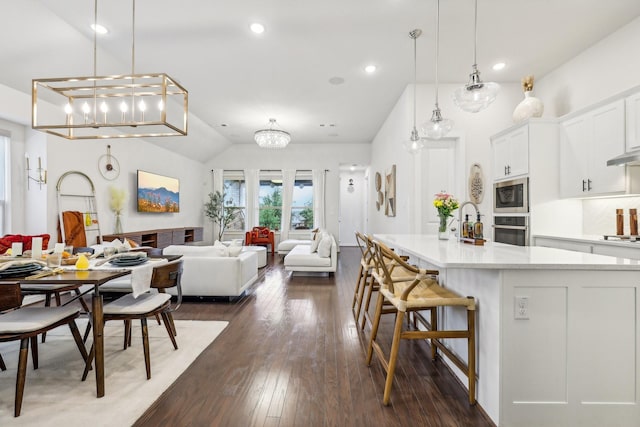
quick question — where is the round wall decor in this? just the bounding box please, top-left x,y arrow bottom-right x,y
375,172 -> 382,191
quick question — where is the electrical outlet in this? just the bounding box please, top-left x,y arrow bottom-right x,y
515,296 -> 529,320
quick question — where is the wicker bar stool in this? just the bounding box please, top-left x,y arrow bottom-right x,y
360,240 -> 411,331
352,232 -> 375,323
365,240 -> 477,406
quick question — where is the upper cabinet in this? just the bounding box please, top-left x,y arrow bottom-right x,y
559,99 -> 626,198
626,91 -> 640,152
491,124 -> 529,181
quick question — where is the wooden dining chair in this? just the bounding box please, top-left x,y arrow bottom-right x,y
352,232 -> 375,323
0,286 -> 88,417
82,260 -> 183,381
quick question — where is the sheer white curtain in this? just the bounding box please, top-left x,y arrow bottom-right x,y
280,169 -> 296,241
245,169 -> 260,230
312,169 -> 326,229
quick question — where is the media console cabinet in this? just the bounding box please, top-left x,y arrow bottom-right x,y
100,227 -> 203,249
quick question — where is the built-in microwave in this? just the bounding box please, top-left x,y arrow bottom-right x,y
493,177 -> 529,214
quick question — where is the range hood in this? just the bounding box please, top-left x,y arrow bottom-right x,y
607,151 -> 640,166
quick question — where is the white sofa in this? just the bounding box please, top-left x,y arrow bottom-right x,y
277,239 -> 312,254
161,244 -> 259,297
283,234 -> 337,274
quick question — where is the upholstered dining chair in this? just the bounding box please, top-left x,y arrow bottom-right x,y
0,287 -> 88,417
82,260 -> 183,381
245,227 -> 275,255
365,240 -> 477,406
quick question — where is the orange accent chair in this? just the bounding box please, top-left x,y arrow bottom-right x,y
245,227 -> 275,255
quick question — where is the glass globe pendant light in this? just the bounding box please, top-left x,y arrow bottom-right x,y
422,0 -> 453,139
402,29 -> 425,154
452,0 -> 500,113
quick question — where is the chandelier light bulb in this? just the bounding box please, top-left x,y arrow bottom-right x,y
119,101 -> 128,113
158,99 -> 164,111
138,99 -> 147,112
100,101 -> 109,113
82,102 -> 91,114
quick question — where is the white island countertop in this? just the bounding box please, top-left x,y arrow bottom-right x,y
374,234 -> 640,270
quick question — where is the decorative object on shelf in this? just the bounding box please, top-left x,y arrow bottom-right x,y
109,186 -> 127,234
385,164 -> 397,217
421,0 -> 454,139
434,192 -> 459,240
25,154 -> 47,190
402,29 -> 425,154
453,0 -> 500,113
31,0 -> 188,139
630,209 -> 638,236
468,163 -> 484,204
204,191 -> 244,240
254,118 -> 291,148
98,145 -> 120,180
512,75 -> 544,123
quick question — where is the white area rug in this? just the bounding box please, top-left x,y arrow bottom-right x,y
0,319 -> 228,425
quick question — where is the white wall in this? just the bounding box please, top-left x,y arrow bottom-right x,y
369,82 -> 522,235
206,143 -> 371,242
536,15 -> 640,235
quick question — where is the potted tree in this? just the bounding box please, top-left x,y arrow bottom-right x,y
204,191 -> 243,241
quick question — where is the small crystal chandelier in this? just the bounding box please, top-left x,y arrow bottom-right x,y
254,118 -> 291,149
402,29 -> 424,154
422,0 -> 453,139
32,0 -> 188,139
452,0 -> 499,113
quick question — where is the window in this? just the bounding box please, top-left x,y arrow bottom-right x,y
222,171 -> 246,231
259,171 -> 282,231
290,171 -> 313,230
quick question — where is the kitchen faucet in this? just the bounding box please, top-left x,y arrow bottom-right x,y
457,201 -> 479,240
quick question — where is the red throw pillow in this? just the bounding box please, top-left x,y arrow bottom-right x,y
0,234 -> 51,254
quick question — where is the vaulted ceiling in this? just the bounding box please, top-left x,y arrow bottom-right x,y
2,0 -> 640,161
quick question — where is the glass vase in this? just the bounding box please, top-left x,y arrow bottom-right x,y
114,213 -> 123,235
438,214 -> 449,240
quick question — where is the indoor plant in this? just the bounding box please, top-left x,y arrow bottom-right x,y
433,192 -> 459,239
204,191 -> 243,241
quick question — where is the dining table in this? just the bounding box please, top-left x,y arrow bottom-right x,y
10,268 -> 131,398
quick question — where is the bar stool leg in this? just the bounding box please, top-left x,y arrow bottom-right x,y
383,309 -> 405,406
467,306 -> 477,405
365,291 -> 385,366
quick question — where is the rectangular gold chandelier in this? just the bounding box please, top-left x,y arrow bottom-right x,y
32,73 -> 188,140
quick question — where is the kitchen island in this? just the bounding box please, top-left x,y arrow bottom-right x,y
374,234 -> 640,427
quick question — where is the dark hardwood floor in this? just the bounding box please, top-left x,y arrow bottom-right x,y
134,247 -> 494,427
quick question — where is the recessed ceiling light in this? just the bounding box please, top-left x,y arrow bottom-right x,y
250,23 -> 265,34
328,76 -> 345,85
90,23 -> 108,34
365,65 -> 377,74
492,62 -> 506,71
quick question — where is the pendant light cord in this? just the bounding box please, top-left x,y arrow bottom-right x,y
473,0 -> 478,67
92,0 -> 98,121
131,0 -> 136,114
435,0 -> 440,108
413,31 -> 417,129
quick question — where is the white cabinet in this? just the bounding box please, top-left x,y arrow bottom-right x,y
559,99 -> 626,198
492,125 -> 528,181
626,91 -> 640,152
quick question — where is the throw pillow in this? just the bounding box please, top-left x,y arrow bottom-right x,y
318,235 -> 332,258
228,246 -> 243,257
310,236 -> 321,253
